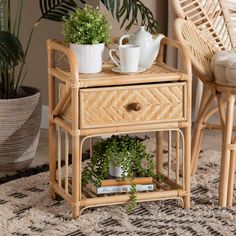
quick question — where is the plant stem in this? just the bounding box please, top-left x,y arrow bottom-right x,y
7,0 -> 10,31
15,18 -> 41,94
13,0 -> 23,37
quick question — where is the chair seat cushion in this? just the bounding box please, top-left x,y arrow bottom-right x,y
211,50 -> 236,86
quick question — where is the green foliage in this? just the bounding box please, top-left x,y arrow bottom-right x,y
0,31 -> 24,98
63,5 -> 111,44
82,135 -> 163,212
40,0 -> 159,34
127,182 -> 137,213
101,0 -> 159,34
0,31 -> 24,68
39,0 -> 79,22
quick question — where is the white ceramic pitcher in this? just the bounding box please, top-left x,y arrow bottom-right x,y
119,26 -> 165,68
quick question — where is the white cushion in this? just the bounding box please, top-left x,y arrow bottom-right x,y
226,58 -> 236,86
211,50 -> 236,86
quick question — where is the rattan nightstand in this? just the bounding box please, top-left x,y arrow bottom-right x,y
47,37 -> 192,219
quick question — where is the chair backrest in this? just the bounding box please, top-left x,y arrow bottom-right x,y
172,0 -> 236,50
174,18 -> 216,82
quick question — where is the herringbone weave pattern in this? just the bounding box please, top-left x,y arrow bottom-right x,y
80,84 -> 184,128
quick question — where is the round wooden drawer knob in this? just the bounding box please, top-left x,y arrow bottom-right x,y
128,102 -> 142,111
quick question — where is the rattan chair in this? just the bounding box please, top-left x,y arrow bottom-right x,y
172,0 -> 236,176
174,17 -> 236,207
172,0 -> 236,174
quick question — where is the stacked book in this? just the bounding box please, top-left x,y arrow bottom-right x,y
87,177 -> 154,195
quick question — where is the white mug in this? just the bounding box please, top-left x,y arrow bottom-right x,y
109,45 -> 140,72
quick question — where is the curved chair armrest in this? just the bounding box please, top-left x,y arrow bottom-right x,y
157,37 -> 192,76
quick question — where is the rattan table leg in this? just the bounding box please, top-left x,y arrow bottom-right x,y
72,135 -> 82,219
227,139 -> 236,207
219,94 -> 235,207
48,46 -> 57,199
156,131 -> 164,173
49,123 -> 56,200
183,126 -> 191,208
72,204 -> 81,219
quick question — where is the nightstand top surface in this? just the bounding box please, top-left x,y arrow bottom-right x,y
54,63 -> 189,88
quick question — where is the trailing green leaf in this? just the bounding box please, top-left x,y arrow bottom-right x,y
82,135 -> 164,212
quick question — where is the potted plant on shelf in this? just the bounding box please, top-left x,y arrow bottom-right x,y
63,5 -> 111,73
82,135 -> 163,212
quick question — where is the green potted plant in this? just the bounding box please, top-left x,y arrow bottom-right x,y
82,135 -> 163,212
63,5 -> 111,73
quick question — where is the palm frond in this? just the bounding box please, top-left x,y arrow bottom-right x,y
100,0 -> 159,33
39,0 -> 81,22
39,0 -> 158,33
0,31 -> 24,69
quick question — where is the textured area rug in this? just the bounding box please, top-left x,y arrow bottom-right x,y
0,142 -> 236,235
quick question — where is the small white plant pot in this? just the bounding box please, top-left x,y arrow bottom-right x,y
70,43 -> 104,73
109,160 -> 127,178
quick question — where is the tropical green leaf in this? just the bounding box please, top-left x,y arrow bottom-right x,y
39,0 -> 158,33
0,31 -> 24,69
39,0 -> 80,22
100,0 -> 159,33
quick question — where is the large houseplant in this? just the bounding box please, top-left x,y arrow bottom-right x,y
0,0 -> 42,171
0,0 -> 158,171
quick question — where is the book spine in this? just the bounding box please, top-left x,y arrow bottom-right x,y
100,177 -> 153,186
95,184 -> 154,194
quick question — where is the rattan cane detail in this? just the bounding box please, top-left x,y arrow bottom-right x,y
60,83 -> 185,128
172,0 -> 236,50
174,18 -> 215,82
80,84 -> 185,129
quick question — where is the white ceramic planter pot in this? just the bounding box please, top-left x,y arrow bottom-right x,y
70,43 -> 104,73
226,59 -> 236,86
109,159 -> 128,178
109,161 -> 123,178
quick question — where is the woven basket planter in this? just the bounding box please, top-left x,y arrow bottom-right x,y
0,86 -> 41,171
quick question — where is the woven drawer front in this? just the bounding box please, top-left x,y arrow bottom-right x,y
80,83 -> 185,129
